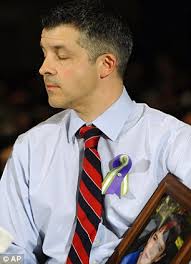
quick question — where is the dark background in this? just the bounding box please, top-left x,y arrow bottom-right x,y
1,1 -> 191,76
0,0 -> 191,172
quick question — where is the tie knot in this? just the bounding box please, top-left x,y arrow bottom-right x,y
79,125 -> 102,148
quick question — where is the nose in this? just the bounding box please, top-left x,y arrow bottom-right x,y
39,57 -> 57,76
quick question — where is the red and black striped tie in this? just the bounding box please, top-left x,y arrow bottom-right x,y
66,125 -> 103,264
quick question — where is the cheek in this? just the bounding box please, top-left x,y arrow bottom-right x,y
74,60 -> 95,78
58,61 -> 96,86
146,238 -> 154,249
62,68 -> 73,77
58,61 -> 76,78
60,64 -> 85,79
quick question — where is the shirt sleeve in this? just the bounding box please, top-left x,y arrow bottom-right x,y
160,122 -> 191,188
0,135 -> 42,263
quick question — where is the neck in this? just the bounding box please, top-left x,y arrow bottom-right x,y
76,81 -> 124,122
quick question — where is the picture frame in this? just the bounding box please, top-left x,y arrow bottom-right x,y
106,173 -> 191,264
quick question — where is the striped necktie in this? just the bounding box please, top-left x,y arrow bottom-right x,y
66,125 -> 103,264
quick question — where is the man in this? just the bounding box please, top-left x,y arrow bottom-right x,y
0,0 -> 191,263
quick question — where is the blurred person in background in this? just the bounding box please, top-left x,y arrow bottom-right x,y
183,111 -> 191,125
0,145 -> 12,174
0,0 -> 191,263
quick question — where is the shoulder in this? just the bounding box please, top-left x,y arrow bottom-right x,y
13,109 -> 71,150
139,103 -> 191,134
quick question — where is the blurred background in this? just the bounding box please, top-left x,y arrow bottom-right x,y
0,0 -> 191,173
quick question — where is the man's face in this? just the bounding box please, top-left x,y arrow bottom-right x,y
137,228 -> 166,264
39,25 -> 99,111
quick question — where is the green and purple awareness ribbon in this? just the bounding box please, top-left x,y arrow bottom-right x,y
102,154 -> 132,198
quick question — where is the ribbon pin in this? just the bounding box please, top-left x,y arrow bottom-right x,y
102,154 -> 132,198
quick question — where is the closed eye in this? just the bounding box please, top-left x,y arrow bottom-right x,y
58,56 -> 69,60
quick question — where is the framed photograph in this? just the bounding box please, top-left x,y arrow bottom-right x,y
106,173 -> 191,264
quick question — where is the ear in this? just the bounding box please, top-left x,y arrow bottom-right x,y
97,53 -> 117,79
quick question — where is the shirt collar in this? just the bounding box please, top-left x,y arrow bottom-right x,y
67,87 -> 134,143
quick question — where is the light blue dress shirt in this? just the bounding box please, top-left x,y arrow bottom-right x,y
0,88 -> 191,263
